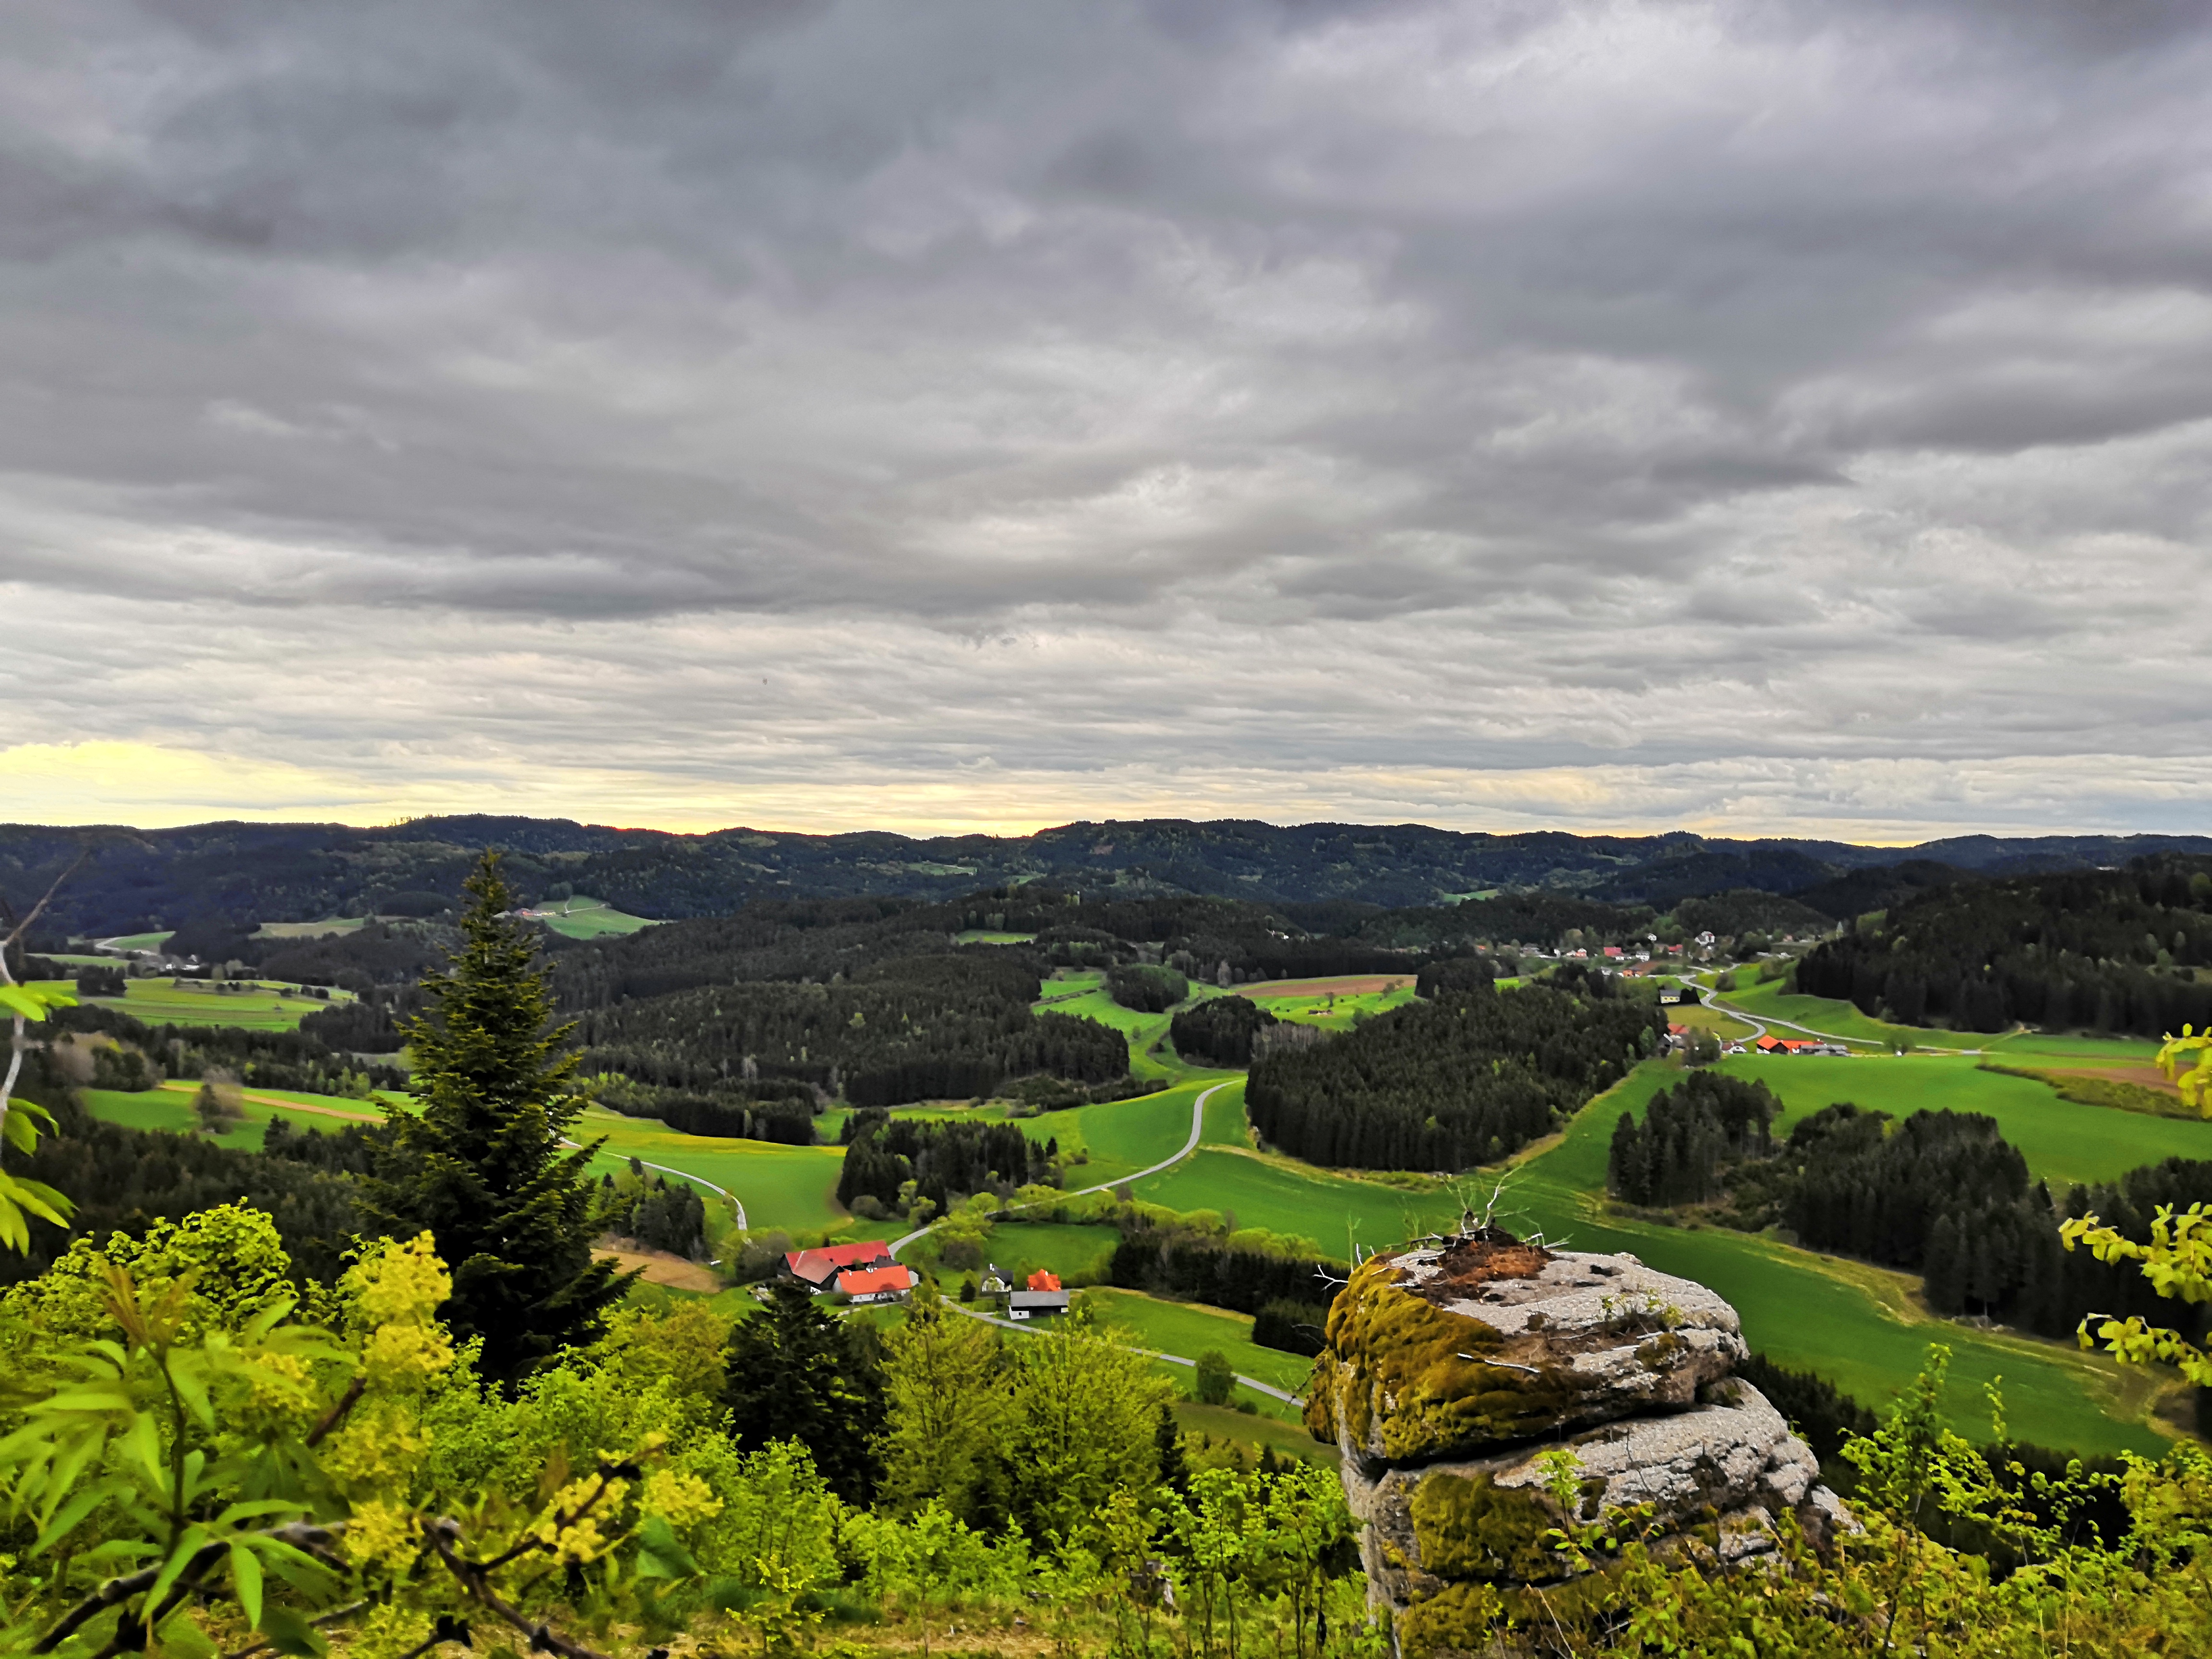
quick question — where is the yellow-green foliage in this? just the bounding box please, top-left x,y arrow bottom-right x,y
1322,1257 -> 1568,1459
1409,1470 -> 1562,1583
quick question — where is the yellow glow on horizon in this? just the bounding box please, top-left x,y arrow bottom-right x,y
0,739 -> 1997,845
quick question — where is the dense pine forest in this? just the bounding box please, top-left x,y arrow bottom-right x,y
1248,981 -> 1665,1168
1796,856 -> 2212,1035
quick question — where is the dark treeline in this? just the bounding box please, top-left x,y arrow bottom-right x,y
52,1001 -> 410,1095
1248,981 -> 1665,1170
836,1111 -> 1056,1212
1168,995 -> 1279,1067
1106,962 -> 1189,1011
576,951 -> 1128,1107
1250,1298 -> 1334,1358
1796,856 -> 2212,1035
1106,1215 -> 1343,1316
0,1058 -> 371,1288
1607,1073 -> 1778,1207
588,1076 -> 820,1145
1415,957 -> 1499,998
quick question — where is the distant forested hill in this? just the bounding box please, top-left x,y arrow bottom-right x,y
6,814 -> 2208,938
1796,856 -> 2212,1035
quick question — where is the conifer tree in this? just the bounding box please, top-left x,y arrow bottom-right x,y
359,852 -> 628,1385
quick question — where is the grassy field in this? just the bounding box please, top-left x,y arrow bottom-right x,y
1135,1145 -> 1458,1261
575,1108 -> 850,1236
81,1083 -> 392,1153
1020,1078 -> 1216,1188
938,1221 -> 1121,1286
534,898 -> 660,939
94,931 -> 174,953
1242,975 -> 1420,1032
1711,978 -> 2167,1067
1502,1062 -> 2176,1455
1031,975 -> 1186,1078
44,976 -> 349,1033
955,930 -> 1036,945
253,918 -> 367,940
1666,1002 -> 1758,1040
1083,1286 -> 1318,1396
1689,1053 -> 2212,1190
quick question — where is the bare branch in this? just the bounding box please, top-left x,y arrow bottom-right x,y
0,851 -> 88,971
305,1373 -> 368,1448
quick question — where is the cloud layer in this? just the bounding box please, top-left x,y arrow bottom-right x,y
3,0 -> 2210,836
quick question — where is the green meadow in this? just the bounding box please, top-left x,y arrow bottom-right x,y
1694,1053 -> 2212,1190
1135,1145 -> 1457,1262
49,975 -> 349,1033
94,931 -> 174,953
1241,974 -> 1420,1032
1502,1062 -> 2175,1455
574,1108 -> 849,1236
1084,1287 -> 1317,1396
536,898 -> 660,939
253,918 -> 368,940
81,1083 -> 391,1153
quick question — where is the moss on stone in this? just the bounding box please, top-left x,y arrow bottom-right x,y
1396,1579 -> 1507,1658
1303,1354 -> 1339,1442
1326,1258 -> 1571,1460
1409,1471 -> 1564,1584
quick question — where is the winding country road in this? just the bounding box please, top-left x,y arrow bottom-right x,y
878,1081 -> 1304,1404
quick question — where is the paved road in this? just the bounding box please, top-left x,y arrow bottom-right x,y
887,1079 -> 1226,1259
1698,977 -> 1981,1056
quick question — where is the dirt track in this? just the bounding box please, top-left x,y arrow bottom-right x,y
594,1247 -> 721,1293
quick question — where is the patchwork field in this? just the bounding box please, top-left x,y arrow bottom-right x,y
46,975 -> 351,1033
81,1082 -> 391,1153
1241,974 -> 1419,1032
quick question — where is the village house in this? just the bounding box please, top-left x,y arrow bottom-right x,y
836,1262 -> 918,1305
1006,1268 -> 1069,1320
782,1238 -> 894,1291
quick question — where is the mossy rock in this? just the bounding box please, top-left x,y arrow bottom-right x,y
1324,1258 -> 1570,1461
1409,1470 -> 1565,1583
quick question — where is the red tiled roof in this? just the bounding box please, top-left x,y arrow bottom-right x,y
1027,1269 -> 1062,1291
836,1264 -> 915,1297
785,1238 -> 893,1280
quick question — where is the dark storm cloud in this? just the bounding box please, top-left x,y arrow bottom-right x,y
1,0 -> 2210,833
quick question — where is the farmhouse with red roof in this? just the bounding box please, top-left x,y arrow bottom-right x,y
783,1238 -> 894,1289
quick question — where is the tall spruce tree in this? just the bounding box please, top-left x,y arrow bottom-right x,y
360,852 -> 629,1385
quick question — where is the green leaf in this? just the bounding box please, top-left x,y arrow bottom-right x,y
634,1513 -> 698,1580
31,1478 -> 126,1554
256,1604 -> 329,1658
229,1540 -> 264,1631
213,1498 -> 303,1529
0,984 -> 51,1021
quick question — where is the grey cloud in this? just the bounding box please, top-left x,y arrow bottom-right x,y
1,0 -> 2210,833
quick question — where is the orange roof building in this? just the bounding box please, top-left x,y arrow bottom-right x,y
1026,1269 -> 1062,1292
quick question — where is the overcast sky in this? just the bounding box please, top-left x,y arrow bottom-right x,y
2,0 -> 2210,841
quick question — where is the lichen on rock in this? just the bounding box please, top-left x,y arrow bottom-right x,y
1310,1226 -> 1851,1651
